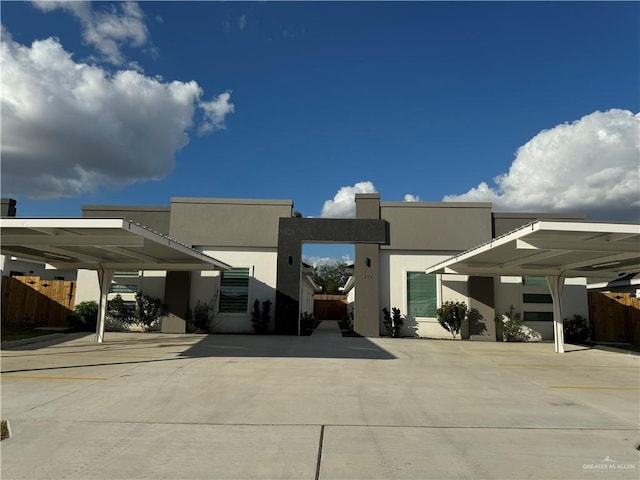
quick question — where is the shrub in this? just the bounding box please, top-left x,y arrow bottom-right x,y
382,307 -> 404,337
108,295 -> 136,324
250,299 -> 272,334
69,301 -> 99,331
189,298 -> 216,333
104,317 -> 130,332
499,305 -> 525,342
107,292 -> 166,331
300,312 -> 318,334
135,291 -> 167,330
564,314 -> 590,343
436,301 -> 467,339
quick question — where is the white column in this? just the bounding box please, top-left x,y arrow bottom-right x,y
546,275 -> 565,353
95,268 -> 114,343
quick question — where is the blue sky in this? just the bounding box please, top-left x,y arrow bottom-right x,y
2,1 -> 639,264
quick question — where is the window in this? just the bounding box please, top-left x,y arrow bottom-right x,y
407,272 -> 437,317
522,293 -> 553,304
522,276 -> 547,286
219,267 -> 250,313
115,271 -> 139,277
524,311 -> 554,322
109,284 -> 138,294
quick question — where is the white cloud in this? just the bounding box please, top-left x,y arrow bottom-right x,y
404,194 -> 420,202
199,91 -> 235,134
302,255 -> 353,268
32,1 -> 153,65
444,109 -> 640,221
320,181 -> 377,218
0,31 -> 234,200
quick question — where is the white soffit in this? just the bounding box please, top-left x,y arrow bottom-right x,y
424,221 -> 640,279
0,218 -> 231,271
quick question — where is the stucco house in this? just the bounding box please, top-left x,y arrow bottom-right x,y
65,194 -> 594,340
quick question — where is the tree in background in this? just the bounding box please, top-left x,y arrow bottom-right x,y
312,261 -> 351,294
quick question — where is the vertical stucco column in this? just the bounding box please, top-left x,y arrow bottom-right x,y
354,194 -> 381,337
467,276 -> 496,341
162,271 -> 191,334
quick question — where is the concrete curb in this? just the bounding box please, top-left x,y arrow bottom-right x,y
1,333 -> 67,349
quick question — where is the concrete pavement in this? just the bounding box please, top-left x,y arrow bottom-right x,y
1,322 -> 638,479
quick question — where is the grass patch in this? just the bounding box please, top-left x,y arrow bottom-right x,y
1,324 -> 61,342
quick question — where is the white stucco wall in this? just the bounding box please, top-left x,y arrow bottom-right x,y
381,251 -> 468,339
74,269 -> 167,306
194,247 -> 278,333
300,277 -> 316,318
494,276 -> 588,341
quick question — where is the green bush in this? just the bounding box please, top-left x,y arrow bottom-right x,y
436,301 -> 467,339
382,307 -> 404,337
250,299 -> 271,334
300,312 -> 319,334
498,306 -> 525,342
69,301 -> 99,331
107,292 -> 166,331
104,317 -> 130,332
135,291 -> 167,330
564,314 -> 590,343
108,294 -> 136,324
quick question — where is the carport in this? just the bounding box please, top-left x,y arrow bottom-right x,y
425,220 -> 640,353
1,218 -> 230,342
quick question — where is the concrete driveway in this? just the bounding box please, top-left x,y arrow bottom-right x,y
1,321 -> 639,479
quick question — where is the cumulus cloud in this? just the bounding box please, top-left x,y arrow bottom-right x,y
0,30 -> 234,200
444,109 -> 640,221
32,0 -> 153,65
320,181 -> 377,218
404,194 -> 420,202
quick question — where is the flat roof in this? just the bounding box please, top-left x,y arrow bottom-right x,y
1,218 -> 231,271
425,220 -> 640,279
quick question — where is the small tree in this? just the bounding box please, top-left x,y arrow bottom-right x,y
436,301 -> 468,339
382,307 -> 404,337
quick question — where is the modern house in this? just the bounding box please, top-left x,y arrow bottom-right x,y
62,194 -> 595,340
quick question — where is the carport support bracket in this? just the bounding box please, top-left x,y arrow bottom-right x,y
546,275 -> 565,354
95,268 -> 115,343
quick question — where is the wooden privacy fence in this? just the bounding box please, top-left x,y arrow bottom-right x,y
1,276 -> 76,328
588,291 -> 640,346
314,294 -> 347,320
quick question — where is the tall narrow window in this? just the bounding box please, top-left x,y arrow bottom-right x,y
219,267 -> 250,313
407,272 -> 437,318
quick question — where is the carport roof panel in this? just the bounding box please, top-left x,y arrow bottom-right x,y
1,218 -> 231,271
424,221 -> 640,278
